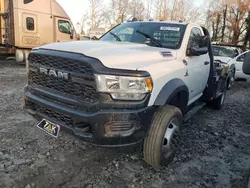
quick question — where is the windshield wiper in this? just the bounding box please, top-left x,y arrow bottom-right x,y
109,32 -> 121,41
136,30 -> 163,47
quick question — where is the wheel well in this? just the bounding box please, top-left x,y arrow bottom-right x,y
168,91 -> 188,114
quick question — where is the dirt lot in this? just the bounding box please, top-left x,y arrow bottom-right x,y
1,61 -> 250,188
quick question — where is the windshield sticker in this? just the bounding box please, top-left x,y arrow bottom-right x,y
160,26 -> 180,31
160,51 -> 172,57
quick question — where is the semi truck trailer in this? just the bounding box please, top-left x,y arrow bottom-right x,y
0,0 -> 78,62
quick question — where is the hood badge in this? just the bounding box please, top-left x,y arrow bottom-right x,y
160,51 -> 172,57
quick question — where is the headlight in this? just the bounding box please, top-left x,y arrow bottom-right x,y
95,74 -> 153,100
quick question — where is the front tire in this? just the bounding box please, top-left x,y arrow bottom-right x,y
143,105 -> 182,168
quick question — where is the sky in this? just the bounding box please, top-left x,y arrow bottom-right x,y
56,0 -> 108,26
56,0 -> 204,28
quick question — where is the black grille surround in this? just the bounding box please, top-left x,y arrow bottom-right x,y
28,50 -> 99,104
28,52 -> 94,75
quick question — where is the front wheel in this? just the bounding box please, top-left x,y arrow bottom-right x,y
143,105 -> 182,168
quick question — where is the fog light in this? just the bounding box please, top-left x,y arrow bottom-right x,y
104,121 -> 137,136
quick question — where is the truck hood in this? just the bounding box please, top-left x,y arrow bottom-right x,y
36,41 -> 177,70
214,56 -> 232,63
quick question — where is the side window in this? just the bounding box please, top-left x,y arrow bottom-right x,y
58,20 -> 72,34
187,28 -> 202,48
237,54 -> 245,62
26,17 -> 34,31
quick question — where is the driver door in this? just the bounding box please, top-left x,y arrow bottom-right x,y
54,17 -> 75,42
185,27 -> 210,102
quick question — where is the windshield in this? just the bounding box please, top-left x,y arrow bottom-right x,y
100,22 -> 186,49
212,46 -> 237,58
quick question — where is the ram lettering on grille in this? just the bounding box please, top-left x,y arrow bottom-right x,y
39,68 -> 69,80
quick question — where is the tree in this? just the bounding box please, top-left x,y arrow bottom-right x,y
155,0 -> 167,20
169,0 -> 202,22
111,0 -> 130,24
244,12 -> 250,48
89,0 -> 105,29
227,0 -> 250,44
76,12 -> 89,34
130,0 -> 145,20
145,0 -> 154,19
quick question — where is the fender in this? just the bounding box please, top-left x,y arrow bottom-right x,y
154,78 -> 189,108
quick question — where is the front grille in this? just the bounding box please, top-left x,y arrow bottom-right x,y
28,52 -> 99,103
26,100 -> 73,126
29,71 -> 98,103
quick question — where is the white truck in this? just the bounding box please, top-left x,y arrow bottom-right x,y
24,21 -> 229,167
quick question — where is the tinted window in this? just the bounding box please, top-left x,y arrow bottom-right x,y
212,46 -> 236,58
187,28 -> 202,48
26,17 -> 34,31
100,22 -> 186,49
237,54 -> 245,62
58,20 -> 72,34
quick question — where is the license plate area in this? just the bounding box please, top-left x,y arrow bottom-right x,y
36,119 -> 60,138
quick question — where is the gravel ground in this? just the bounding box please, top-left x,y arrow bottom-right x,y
0,61 -> 250,188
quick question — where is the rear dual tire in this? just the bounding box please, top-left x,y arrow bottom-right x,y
143,105 -> 182,168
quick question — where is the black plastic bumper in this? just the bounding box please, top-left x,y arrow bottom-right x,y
24,86 -> 155,147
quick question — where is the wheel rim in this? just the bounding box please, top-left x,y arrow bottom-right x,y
228,73 -> 235,88
221,91 -> 225,105
162,118 -> 179,159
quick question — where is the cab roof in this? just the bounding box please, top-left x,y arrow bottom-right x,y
126,20 -> 188,25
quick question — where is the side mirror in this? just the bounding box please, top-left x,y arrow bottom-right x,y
243,52 -> 250,75
199,36 -> 209,48
188,47 -> 208,56
70,27 -> 74,39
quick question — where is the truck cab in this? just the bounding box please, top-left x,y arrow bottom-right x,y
24,21 -> 228,167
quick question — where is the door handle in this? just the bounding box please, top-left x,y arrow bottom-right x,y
204,61 -> 210,65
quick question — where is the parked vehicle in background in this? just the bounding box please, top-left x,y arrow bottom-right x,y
0,0 -> 78,63
24,21 -> 229,168
230,50 -> 250,80
212,45 -> 240,89
89,28 -> 105,39
80,35 -> 91,41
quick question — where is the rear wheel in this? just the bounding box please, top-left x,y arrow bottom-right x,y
143,105 -> 182,168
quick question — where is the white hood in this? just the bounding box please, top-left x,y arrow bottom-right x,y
36,41 -> 177,70
214,56 -> 232,64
